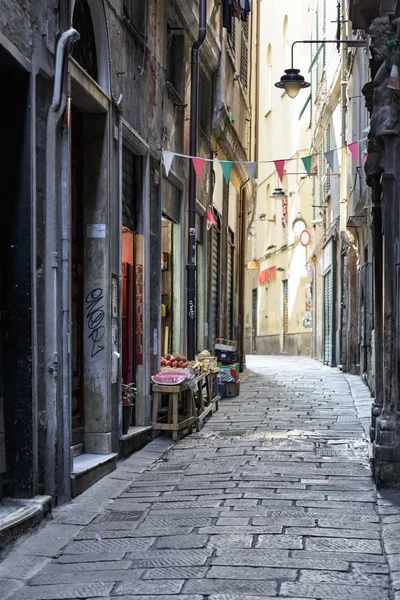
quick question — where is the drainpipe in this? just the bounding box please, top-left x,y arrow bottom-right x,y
187,0 -> 207,360
45,27 -> 79,501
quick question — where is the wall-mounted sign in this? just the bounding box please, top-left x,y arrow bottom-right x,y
258,266 -> 277,285
247,261 -> 259,270
300,229 -> 311,247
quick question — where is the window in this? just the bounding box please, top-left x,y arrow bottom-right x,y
199,67 -> 212,136
123,0 -> 147,38
72,0 -> 98,82
240,20 -> 249,91
228,17 -> 236,55
326,123 -> 331,193
266,45 -> 272,114
166,30 -> 185,100
281,16 -> 289,96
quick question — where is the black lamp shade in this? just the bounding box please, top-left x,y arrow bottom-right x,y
275,68 -> 311,98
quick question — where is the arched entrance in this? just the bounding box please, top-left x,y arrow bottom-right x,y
69,0 -> 114,493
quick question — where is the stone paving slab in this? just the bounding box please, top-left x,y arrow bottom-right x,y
0,356 -> 397,600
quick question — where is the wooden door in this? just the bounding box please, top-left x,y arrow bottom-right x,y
71,106 -> 85,447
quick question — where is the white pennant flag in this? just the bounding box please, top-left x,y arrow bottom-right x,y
162,151 -> 175,177
246,162 -> 257,182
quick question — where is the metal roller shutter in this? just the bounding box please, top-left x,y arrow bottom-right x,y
227,240 -> 234,340
211,228 -> 220,349
324,270 -> 332,364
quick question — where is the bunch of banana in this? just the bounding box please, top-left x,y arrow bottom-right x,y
191,350 -> 211,373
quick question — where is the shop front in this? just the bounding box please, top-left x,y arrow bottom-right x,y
161,178 -> 183,357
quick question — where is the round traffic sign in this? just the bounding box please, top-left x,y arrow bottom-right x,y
300,229 -> 310,247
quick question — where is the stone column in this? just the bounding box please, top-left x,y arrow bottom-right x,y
374,133 -> 400,485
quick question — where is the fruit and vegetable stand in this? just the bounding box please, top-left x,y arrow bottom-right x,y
151,351 -> 220,440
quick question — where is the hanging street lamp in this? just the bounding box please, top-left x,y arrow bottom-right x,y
275,39 -> 367,98
270,188 -> 287,198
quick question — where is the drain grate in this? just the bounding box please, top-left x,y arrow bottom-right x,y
96,510 -> 145,523
314,449 -> 339,456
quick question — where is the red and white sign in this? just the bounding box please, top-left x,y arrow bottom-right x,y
300,229 -> 311,247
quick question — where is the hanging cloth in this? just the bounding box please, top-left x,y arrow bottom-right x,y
222,0 -> 234,34
239,0 -> 251,20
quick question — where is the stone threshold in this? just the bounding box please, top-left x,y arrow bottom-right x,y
0,496 -> 52,550
71,453 -> 118,498
119,425 -> 153,459
119,425 -> 152,442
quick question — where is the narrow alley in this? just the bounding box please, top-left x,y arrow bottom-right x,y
1,356 -> 399,600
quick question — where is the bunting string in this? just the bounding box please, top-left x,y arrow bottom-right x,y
162,136 -> 368,184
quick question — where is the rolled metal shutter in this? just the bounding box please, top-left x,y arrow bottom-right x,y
324,270 -> 332,364
211,228 -> 220,349
227,241 -> 234,340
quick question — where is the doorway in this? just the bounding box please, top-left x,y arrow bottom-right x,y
252,288 -> 258,353
0,49 -> 32,497
323,270 -> 332,364
71,106 -> 85,448
283,279 -> 289,354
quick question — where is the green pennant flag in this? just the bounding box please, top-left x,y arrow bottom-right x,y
301,156 -> 312,176
220,161 -> 233,184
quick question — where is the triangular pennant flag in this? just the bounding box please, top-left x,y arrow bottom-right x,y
206,207 -> 217,230
301,156 -> 312,176
274,160 -> 285,183
162,151 -> 175,177
246,162 -> 257,182
220,161 -> 233,184
348,141 -> 359,165
363,125 -> 371,134
324,149 -> 336,171
362,150 -> 368,164
192,157 -> 205,182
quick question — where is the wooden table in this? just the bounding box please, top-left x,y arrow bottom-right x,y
151,370 -> 220,440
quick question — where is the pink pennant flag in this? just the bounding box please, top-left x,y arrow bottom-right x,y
348,142 -> 359,165
274,160 -> 285,183
192,157 -> 205,181
363,152 -> 368,164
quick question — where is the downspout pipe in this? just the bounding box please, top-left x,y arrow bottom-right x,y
187,0 -> 207,360
45,27 -> 79,501
51,29 -> 80,111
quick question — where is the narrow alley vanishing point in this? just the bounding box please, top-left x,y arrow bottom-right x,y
1,356 -> 398,600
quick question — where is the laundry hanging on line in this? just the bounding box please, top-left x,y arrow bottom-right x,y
222,0 -> 252,35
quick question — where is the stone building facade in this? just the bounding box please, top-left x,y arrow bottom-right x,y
0,0 -> 254,536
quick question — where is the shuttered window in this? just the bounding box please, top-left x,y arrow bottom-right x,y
228,17 -> 236,55
240,20 -> 249,91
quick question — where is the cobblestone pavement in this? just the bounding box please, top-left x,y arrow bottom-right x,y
2,356 -> 400,599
